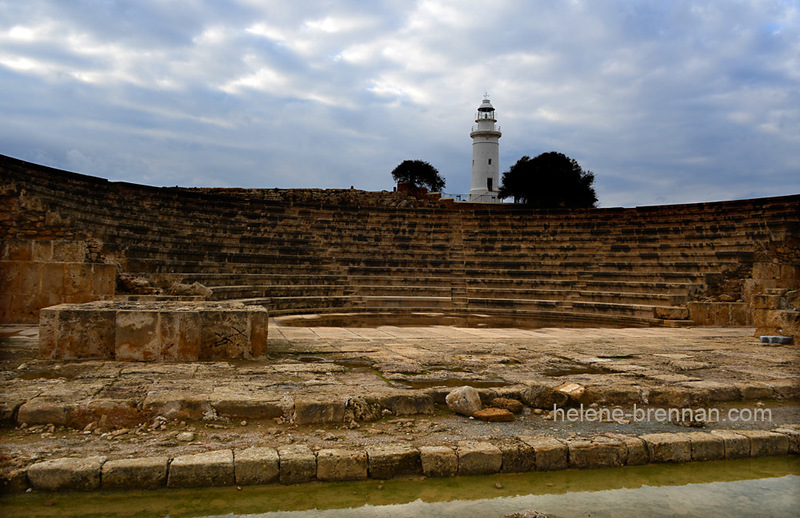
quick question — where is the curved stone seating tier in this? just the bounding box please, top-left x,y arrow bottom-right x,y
2,154 -> 799,339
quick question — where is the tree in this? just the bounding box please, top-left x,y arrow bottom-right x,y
498,152 -> 598,208
391,160 -> 446,193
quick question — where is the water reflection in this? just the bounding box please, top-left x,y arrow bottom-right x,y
3,457 -> 798,518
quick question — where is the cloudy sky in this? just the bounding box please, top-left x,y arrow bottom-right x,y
1,1 -> 798,207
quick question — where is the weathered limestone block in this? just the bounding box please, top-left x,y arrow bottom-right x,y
419,446 -> 457,478
734,430 -> 790,457
648,387 -> 692,407
496,438 -> 535,473
684,432 -> 725,461
582,385 -> 642,405
710,430 -> 750,459
101,457 -> 168,489
456,441 -> 502,476
446,386 -> 482,416
519,436 -> 568,471
521,384 -> 568,409
168,450 -> 235,488
234,447 -> 279,486
641,433 -> 691,463
688,302 -> 748,326
316,449 -> 368,481
16,397 -> 71,426
605,434 -> 649,465
200,308 -> 251,360
45,305 -> 116,359
555,382 -> 585,404
211,389 -> 287,420
366,444 -> 420,479
38,301 -> 268,361
772,427 -> 800,454
374,392 -> 435,416
567,436 -> 626,469
278,445 -> 317,484
27,456 -> 106,491
293,395 -> 346,425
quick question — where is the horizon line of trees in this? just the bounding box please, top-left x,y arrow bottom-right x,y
390,151 -> 598,209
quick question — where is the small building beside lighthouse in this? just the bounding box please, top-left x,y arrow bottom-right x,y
469,96 -> 502,202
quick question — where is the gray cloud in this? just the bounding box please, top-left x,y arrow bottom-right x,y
1,0 -> 798,206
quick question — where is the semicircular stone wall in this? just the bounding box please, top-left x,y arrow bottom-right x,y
2,154 -> 798,359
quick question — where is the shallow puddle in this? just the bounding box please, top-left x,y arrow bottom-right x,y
3,457 -> 797,517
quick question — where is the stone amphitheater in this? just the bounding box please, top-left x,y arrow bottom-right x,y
1,153 -> 798,494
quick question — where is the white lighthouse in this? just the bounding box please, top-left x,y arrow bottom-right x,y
469,96 -> 502,202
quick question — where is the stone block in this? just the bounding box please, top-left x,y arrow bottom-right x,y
496,438 -> 535,473
278,445 -> 316,484
378,393 -> 435,416
648,388 -> 692,407
91,264 -> 116,296
521,384 -> 568,409
38,301 -> 266,361
568,437 -> 626,469
168,449 -> 235,488
684,432 -> 725,461
53,306 -> 116,359
249,306 -> 269,358
53,241 -> 86,262
17,262 -> 41,295
520,436 -> 568,471
17,397 -> 70,425
316,448 -> 368,481
293,396 -> 345,425
615,435 -> 649,465
38,307 -> 58,359
4,240 -> 32,261
200,309 -> 251,360
63,263 -> 92,295
641,433 -> 691,463
115,310 -> 159,361
32,241 -> 52,261
41,263 -> 65,296
456,441 -> 502,476
27,456 -> 106,491
235,447 -> 279,486
157,309 -> 201,361
366,444 -> 420,479
419,446 -> 457,478
710,430 -> 750,459
737,383 -> 775,400
734,430 -> 790,457
772,428 -> 800,454
101,457 -> 168,489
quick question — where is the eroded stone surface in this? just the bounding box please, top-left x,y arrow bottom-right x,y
27,456 -> 106,491
168,449 -> 234,488
101,456 -> 168,489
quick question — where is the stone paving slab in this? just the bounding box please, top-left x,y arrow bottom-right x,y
2,324 -> 798,431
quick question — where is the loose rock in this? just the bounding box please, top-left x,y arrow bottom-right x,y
445,386 -> 482,416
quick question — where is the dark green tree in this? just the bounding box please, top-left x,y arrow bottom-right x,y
498,152 -> 598,208
391,160 -> 446,192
